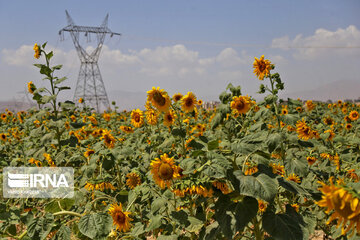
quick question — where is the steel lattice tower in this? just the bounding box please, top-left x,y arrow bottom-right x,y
59,10 -> 121,111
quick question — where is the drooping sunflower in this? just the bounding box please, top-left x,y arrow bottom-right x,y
130,109 -> 144,128
349,111 -> 359,121
305,100 -> 315,111
101,129 -> 116,148
27,81 -> 36,94
287,173 -> 301,183
181,92 -> 197,113
296,119 -> 314,141
126,173 -> 141,189
120,126 -> 134,134
253,55 -> 272,80
316,179 -> 360,236
323,116 -> 334,126
147,87 -> 171,112
108,203 -> 133,233
145,109 -> 158,125
33,43 -> 41,59
270,163 -> 285,176
150,153 -> 180,189
230,96 -> 252,115
306,156 -> 317,166
163,110 -> 176,127
324,129 -> 335,141
84,149 -> 95,158
212,181 -> 232,194
172,93 -> 183,102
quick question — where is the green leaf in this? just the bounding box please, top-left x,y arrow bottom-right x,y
263,205 -> 307,240
52,65 -> 63,71
171,128 -> 186,138
78,213 -> 112,239
151,198 -> 167,214
186,216 -> 203,233
147,215 -> 163,231
53,225 -> 71,240
266,133 -> 281,153
188,139 -> 205,150
40,65 -> 52,77
26,213 -> 54,240
234,196 -> 258,231
234,172 -> 278,202
207,140 -> 219,151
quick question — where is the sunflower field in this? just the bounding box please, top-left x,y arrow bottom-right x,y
0,43 -> 360,240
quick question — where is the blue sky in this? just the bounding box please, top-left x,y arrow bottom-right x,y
0,0 -> 360,107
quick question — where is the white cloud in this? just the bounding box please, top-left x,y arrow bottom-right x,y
272,25 -> 360,59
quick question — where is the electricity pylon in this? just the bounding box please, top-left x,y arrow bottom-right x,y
59,10 -> 121,111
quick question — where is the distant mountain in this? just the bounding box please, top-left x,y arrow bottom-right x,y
278,80 -> 360,101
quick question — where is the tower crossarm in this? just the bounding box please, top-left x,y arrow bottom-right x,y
59,25 -> 121,36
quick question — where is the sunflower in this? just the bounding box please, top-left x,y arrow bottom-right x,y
163,110 -> 176,127
1,113 -> 7,121
0,133 -> 6,142
78,97 -> 84,103
108,203 -> 133,233
258,200 -> 267,213
101,129 -> 116,148
323,116 -> 334,126
291,203 -> 300,212
296,106 -> 303,113
120,126 -> 134,134
305,100 -> 315,111
324,129 -> 335,141
253,55 -> 272,80
85,182 -> 115,191
230,96 -> 252,115
130,109 -> 144,128
281,107 -> 288,115
212,181 -> 232,194
296,119 -> 314,141
197,99 -> 203,105
172,93 -> 183,102
84,149 -> 95,158
150,153 -> 180,189
345,123 -> 352,130
27,81 -> 36,94
126,173 -> 141,189
145,109 -> 158,125
306,156 -> 317,166
181,92 -> 197,113
347,170 -> 359,183
316,179 -> 360,236
270,163 -> 285,176
33,43 -> 40,59
349,111 -> 359,121
147,87 -> 171,112
287,173 -> 301,183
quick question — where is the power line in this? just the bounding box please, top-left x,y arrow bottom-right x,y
123,34 -> 360,49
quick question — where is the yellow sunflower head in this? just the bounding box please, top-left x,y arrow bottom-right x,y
258,200 -> 268,213
306,156 -> 317,166
120,126 -> 134,134
253,55 -> 272,80
33,43 -> 41,59
130,109 -> 144,128
323,116 -> 334,126
173,93 -> 183,102
108,203 -> 133,233
27,81 -> 36,94
287,173 -> 301,183
101,129 -> 116,148
349,111 -> 359,121
146,109 -> 158,125
296,119 -> 314,141
84,149 -> 95,158
150,153 -> 180,189
79,97 -> 84,103
126,172 -> 141,189
316,179 -> 360,236
230,96 -> 252,115
345,123 -> 352,130
163,110 -> 176,127
0,133 -> 7,141
181,92 -> 197,113
147,87 -> 171,112
281,108 -> 288,115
